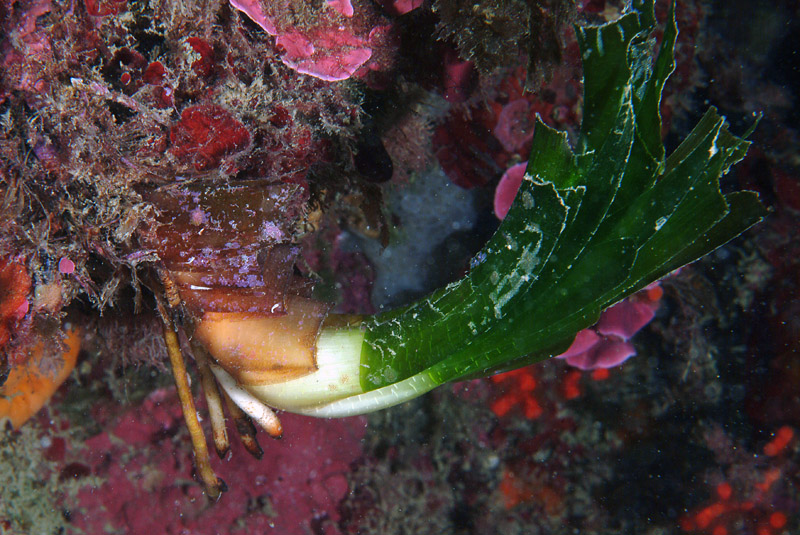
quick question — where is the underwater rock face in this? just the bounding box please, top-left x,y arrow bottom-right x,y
0,0 -> 798,534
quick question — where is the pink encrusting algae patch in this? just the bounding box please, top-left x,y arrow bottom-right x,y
229,0 -> 393,82
277,30 -> 373,82
596,298 -> 658,340
555,286 -> 662,370
229,0 -> 277,35
558,335 -> 637,370
327,0 -> 354,17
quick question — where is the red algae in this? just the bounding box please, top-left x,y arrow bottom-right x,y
764,426 -> 794,457
169,105 -> 252,172
85,0 -> 126,17
489,367 -> 542,419
0,259 -> 31,348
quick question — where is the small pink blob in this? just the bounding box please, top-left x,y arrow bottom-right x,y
562,337 -> 637,370
58,257 -> 76,274
494,161 -> 528,220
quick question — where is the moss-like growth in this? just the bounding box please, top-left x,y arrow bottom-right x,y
433,0 -> 575,87
0,0 -> 366,313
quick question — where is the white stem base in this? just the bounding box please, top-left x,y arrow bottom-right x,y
210,324 -> 440,418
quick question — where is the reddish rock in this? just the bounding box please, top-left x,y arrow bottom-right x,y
69,387 -> 367,534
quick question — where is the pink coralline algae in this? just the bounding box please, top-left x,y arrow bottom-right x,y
556,284 -> 663,370
229,0 -> 395,82
229,0 -> 277,34
276,30 -> 373,82
327,0 -> 355,17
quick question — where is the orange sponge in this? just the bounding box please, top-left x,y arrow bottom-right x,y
0,328 -> 81,429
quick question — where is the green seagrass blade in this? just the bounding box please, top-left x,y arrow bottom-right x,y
357,0 -> 767,391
